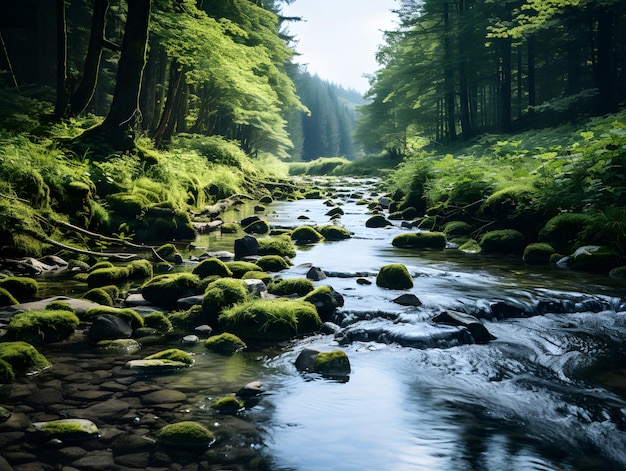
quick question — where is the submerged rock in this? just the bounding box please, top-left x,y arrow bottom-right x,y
31,419 -> 100,441
432,310 -> 496,343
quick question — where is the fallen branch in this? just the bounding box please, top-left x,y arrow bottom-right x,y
45,238 -> 139,262
52,218 -> 154,250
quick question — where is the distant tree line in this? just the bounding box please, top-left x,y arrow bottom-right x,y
357,0 -> 626,155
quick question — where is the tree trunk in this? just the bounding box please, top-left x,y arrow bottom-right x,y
443,2 -> 456,140
500,35 -> 512,132
458,0 -> 472,139
70,0 -> 110,115
153,60 -> 184,147
527,36 -> 536,111
54,0 -> 68,118
595,6 -> 618,113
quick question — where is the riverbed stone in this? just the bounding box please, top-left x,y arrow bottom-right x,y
236,381 -> 265,398
70,449 -> 115,471
376,264 -> 413,289
306,266 -> 327,281
125,359 -> 188,373
31,419 -> 100,441
392,294 -> 422,306
87,313 -> 133,342
432,310 -> 496,343
141,389 -> 187,405
365,214 -> 392,228
295,348 -> 320,372
234,235 -> 259,259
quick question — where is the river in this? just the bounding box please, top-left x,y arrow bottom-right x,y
3,177 -> 626,470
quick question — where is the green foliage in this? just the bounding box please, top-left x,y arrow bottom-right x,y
0,277 -> 38,301
256,255 -> 291,272
141,273 -> 201,307
291,226 -> 324,244
219,298 -> 321,342
376,264 -> 414,289
145,348 -> 193,366
0,341 -> 51,378
480,230 -> 526,255
192,258 -> 233,278
84,306 -> 144,330
6,309 -> 80,344
205,332 -> 247,355
268,278 -> 315,297
289,158 -> 351,176
257,235 -> 296,258
392,232 -> 446,250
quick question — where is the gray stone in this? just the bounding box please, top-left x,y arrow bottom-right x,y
87,314 -> 132,342
243,279 -> 268,298
432,310 -> 496,344
236,381 -> 265,398
306,266 -> 327,281
295,348 -> 320,372
234,235 -> 259,259
71,450 -> 115,471
392,294 -> 422,306
125,359 -> 187,373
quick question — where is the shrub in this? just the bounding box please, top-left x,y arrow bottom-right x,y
205,332 -> 247,355
86,267 -> 129,289
84,306 -> 144,329
192,258 -> 233,278
0,341 -> 50,377
291,226 -> 324,244
392,232 -> 446,250
225,261 -> 262,278
479,229 -> 526,255
317,225 -> 352,241
6,310 -> 80,344
523,243 -> 556,265
268,278 -> 315,296
141,273 -> 201,307
0,277 -> 38,300
0,287 -> 18,307
219,298 -> 321,342
256,255 -> 292,272
376,264 -> 413,289
144,348 -> 193,366
258,235 -> 296,257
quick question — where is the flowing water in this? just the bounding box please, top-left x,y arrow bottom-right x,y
4,177 -> 626,470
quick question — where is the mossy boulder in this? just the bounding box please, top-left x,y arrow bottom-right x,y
538,213 -> 595,254
106,192 -> 149,218
82,288 -> 113,306
376,264 -> 413,289
211,396 -> 244,414
459,239 -> 482,253
127,259 -> 153,279
0,341 -> 51,378
84,306 -> 144,330
291,226 -> 324,244
89,261 -> 114,272
256,255 -> 292,272
257,235 -> 297,258
141,272 -> 201,307
225,261 -> 263,278
523,243 -> 556,265
156,421 -> 214,448
244,219 -> 270,235
45,300 -> 74,312
6,310 -> 80,344
568,246 -> 624,273
268,278 -> 315,296
301,285 -> 344,321
219,298 -> 321,342
314,350 -> 351,377
168,305 -> 207,331
96,339 -> 141,354
192,258 -> 233,278
392,232 -> 446,250
202,278 -> 249,325
0,276 -> 38,301
32,419 -> 99,440
154,243 -> 181,263
139,206 -> 196,242
242,270 -> 273,284
480,185 -> 541,236
479,229 -> 526,255
444,221 -> 473,238
0,287 -> 18,307
144,312 -> 173,332
205,332 -> 247,355
86,267 -> 130,289
366,214 -> 392,228
317,225 -> 352,241
144,348 -> 194,366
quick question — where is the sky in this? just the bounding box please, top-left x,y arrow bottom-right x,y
281,0 -> 398,94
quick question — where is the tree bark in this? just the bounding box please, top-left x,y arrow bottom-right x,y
443,2 -> 456,140
595,6 -> 618,113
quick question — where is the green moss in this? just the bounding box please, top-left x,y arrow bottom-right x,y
220,222 -> 240,233
6,310 -> 80,344
84,306 -> 144,329
242,270 -> 273,284
156,421 -> 214,448
205,332 -> 247,355
96,338 -> 141,354
141,272 -> 201,307
301,285 -> 344,319
256,255 -> 292,272
154,243 -> 180,263
458,239 -> 482,253
480,229 -> 526,255
0,359 -> 15,383
268,278 -> 315,296
244,219 -> 270,235
144,312 -> 173,332
106,192 -> 150,218
210,396 -> 244,414
192,258 -> 233,278
523,243 -> 556,265
202,278 -> 249,323
225,261 -> 262,278
0,277 -> 38,301
481,185 -> 539,230
36,419 -> 99,439
0,341 -> 51,376
89,261 -> 114,272
392,232 -> 446,250
444,221 -> 472,238
219,298 -> 321,342
168,305 -> 207,331
317,225 -> 352,241
365,214 -> 391,228
538,213 -> 595,254
314,350 -> 351,376
291,226 -> 324,244
376,264 -> 413,289
45,301 -> 74,312
86,267 -> 130,289
145,348 -> 193,366
82,288 -> 113,306
0,287 -> 18,307
127,259 -> 153,279
257,235 -> 296,258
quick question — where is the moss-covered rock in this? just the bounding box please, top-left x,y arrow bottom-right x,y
523,243 -> 556,265
365,214 -> 392,228
568,246 -> 624,273
210,396 -> 244,414
32,419 -> 100,440
168,305 -> 207,331
144,348 -> 194,366
301,285 -> 344,321
376,264 -> 413,289
87,267 -> 130,289
314,350 -> 351,377
220,222 -> 240,234
106,192 -> 149,218
82,287 -> 113,306
317,225 -> 352,241
0,341 -> 51,377
0,287 -> 18,307
96,338 -> 142,354
127,259 -> 153,279
479,229 -> 525,255
219,298 -> 321,342
0,359 -> 15,383
244,219 -> 270,235
154,243 -> 181,263
6,310 -> 80,344
480,185 -> 541,236
45,300 -> 75,312
202,278 -> 249,325
444,221 -> 473,239
291,226 -> 324,244
89,261 -> 114,272
192,258 -> 233,278
139,206 -> 196,242
241,270 -> 273,284
538,213 -> 595,254
459,239 -> 482,253
225,261 -> 263,278
609,266 -> 626,279
84,306 -> 144,330
141,272 -> 201,307
156,421 -> 214,448
144,312 -> 173,332
205,332 -> 247,355
256,255 -> 292,272
257,235 -> 297,258
392,232 -> 446,250
268,278 -> 315,297
0,276 -> 38,301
